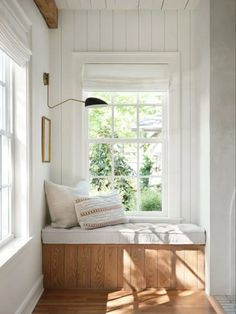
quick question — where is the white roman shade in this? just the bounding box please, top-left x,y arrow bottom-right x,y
82,63 -> 170,91
0,0 -> 32,66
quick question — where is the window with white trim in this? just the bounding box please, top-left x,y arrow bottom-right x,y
0,49 -> 14,244
86,91 -> 168,213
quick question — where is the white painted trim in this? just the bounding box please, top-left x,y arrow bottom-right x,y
72,52 -> 181,218
15,275 -> 44,314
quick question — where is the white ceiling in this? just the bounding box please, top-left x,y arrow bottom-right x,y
55,0 -> 200,10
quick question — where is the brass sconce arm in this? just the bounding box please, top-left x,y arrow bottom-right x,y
43,72 -> 107,109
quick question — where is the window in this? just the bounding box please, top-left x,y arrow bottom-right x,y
86,91 -> 168,213
0,49 -> 13,245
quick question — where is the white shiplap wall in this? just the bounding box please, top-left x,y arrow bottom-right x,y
50,9 -> 198,223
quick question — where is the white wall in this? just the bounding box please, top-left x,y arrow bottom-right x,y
209,0 -> 235,295
191,0 -> 211,293
0,1 -> 50,313
50,9 -> 198,223
191,0 -> 236,295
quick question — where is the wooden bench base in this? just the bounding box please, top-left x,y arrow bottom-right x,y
42,244 -> 205,291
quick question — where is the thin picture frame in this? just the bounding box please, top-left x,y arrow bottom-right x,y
42,116 -> 51,162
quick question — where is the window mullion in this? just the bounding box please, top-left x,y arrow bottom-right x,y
137,92 -> 140,211
111,94 -> 115,192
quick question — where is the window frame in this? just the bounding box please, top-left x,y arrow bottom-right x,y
72,52 -> 181,219
85,91 -> 169,215
0,50 -> 14,247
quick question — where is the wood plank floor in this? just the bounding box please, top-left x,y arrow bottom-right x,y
33,289 -> 216,314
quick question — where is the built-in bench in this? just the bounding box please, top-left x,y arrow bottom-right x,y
42,223 -> 206,291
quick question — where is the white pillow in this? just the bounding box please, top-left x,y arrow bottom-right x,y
45,180 -> 88,228
74,193 -> 128,230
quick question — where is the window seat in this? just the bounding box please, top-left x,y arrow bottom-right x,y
42,223 -> 205,291
42,223 -> 205,245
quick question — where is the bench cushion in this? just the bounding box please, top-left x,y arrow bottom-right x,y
42,223 -> 205,245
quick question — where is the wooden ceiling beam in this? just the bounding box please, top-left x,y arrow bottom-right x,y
34,0 -> 58,29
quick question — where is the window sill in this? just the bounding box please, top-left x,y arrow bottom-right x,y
127,214 -> 184,224
0,237 -> 32,269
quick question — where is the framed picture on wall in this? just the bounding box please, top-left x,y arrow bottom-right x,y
42,116 -> 51,162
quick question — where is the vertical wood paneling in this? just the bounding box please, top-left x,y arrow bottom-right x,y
78,246 -> 91,288
52,10 -> 195,222
88,10 -> 100,51
139,11 -> 152,51
50,13 -> 62,183
184,250 -> 198,289
157,249 -> 171,288
145,248 -> 158,287
74,10 -> 88,51
64,245 -> 78,288
130,247 -> 146,291
43,244 -> 205,290
151,10 -> 165,51
43,245 -> 51,288
126,11 -> 139,51
164,10 -> 178,50
176,250 -> 185,289
198,248 -> 205,289
50,245 -> 65,288
113,11 -> 126,51
61,10 -> 74,185
91,246 -> 105,288
178,10 -> 191,221
104,247 -> 118,288
100,10 -> 113,51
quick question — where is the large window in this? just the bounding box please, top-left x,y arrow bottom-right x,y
0,50 -> 13,244
86,91 -> 168,213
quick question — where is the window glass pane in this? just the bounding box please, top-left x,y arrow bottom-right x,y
114,177 -> 137,211
139,92 -> 164,105
139,106 -> 162,139
0,50 -> 6,83
1,187 -> 10,238
89,177 -> 112,195
114,143 -> 137,175
140,182 -> 162,212
1,136 -> 10,186
139,143 -> 162,176
113,92 -> 137,105
89,143 -> 112,176
114,106 -> 137,138
0,86 -> 6,130
88,107 -> 112,139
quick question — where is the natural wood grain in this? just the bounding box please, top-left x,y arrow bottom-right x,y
157,249 -> 171,288
34,0 -> 58,29
198,247 -> 205,289
184,250 -> 198,289
104,246 -> 118,288
78,246 -> 91,288
50,245 -> 64,288
33,289 -> 216,314
130,247 -> 146,291
42,244 -> 205,291
42,244 -> 51,288
64,245 -> 77,288
91,246 -> 105,288
176,250 -> 185,289
145,248 -> 158,287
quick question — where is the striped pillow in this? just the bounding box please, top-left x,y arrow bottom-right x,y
74,193 -> 128,229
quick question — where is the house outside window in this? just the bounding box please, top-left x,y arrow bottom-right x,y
86,91 -> 168,213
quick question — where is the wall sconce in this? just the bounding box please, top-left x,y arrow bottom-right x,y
43,72 -> 107,109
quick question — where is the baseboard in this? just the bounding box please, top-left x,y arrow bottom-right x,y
208,296 -> 225,314
15,275 -> 44,314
